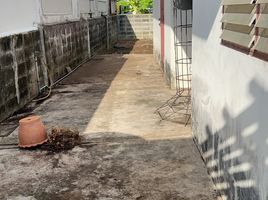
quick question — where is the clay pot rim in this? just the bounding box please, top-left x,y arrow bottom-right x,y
18,138 -> 48,148
19,116 -> 41,124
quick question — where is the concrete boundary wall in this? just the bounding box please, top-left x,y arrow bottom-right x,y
0,31 -> 41,120
0,16 -> 118,121
44,16 -> 118,82
43,20 -> 89,82
118,14 -> 153,40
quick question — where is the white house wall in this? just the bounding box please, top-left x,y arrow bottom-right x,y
41,0 -> 73,15
164,0 -> 176,88
78,0 -> 110,18
78,0 -> 90,14
0,0 -> 40,37
153,0 -> 176,88
0,0 -> 112,34
40,0 -> 80,24
39,0 -> 110,24
192,0 -> 268,199
111,0 -> 116,14
153,0 -> 192,89
96,0 -> 109,16
153,0 -> 161,64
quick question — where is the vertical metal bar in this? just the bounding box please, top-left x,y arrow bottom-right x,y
174,1 -> 178,90
186,9 -> 190,95
180,9 -> 184,92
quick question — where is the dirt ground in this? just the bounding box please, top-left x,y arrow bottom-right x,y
112,40 -> 153,54
0,42 -> 218,200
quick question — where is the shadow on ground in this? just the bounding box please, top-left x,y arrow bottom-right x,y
0,54 -> 127,142
0,47 -> 216,199
0,40 -> 153,138
112,40 -> 153,54
0,132 -> 217,200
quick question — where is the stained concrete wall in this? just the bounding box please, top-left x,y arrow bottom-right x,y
192,0 -> 268,199
0,16 -> 118,121
0,1 -> 118,121
43,20 -> 89,82
0,31 -> 41,120
43,16 -> 117,82
118,14 -> 153,40
107,16 -> 118,49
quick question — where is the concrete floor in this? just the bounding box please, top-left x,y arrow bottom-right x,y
0,52 -> 217,199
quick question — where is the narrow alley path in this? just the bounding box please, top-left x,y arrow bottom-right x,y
0,53 -> 217,199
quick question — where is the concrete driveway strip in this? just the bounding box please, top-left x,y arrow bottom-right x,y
0,54 -> 217,199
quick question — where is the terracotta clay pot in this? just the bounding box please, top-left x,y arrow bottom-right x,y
18,116 -> 47,148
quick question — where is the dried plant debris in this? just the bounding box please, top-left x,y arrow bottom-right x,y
41,128 -> 81,152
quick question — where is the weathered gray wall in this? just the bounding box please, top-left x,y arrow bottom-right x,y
108,15 -> 118,49
0,31 -> 41,120
192,0 -> 268,199
44,16 -> 118,83
0,16 -> 118,121
88,17 -> 107,56
118,14 -> 153,40
44,21 -> 89,82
